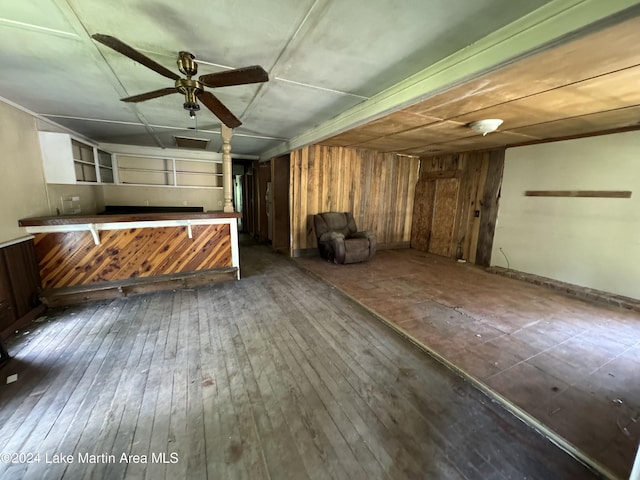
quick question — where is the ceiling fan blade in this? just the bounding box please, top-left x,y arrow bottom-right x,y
199,65 -> 268,88
92,34 -> 180,81
121,87 -> 178,103
197,91 -> 242,128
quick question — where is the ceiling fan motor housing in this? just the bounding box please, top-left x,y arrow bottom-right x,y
176,52 -> 201,111
176,78 -> 202,111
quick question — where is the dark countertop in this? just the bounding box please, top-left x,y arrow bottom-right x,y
19,211 -> 241,227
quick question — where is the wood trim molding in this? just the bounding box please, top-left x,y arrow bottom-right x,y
525,190 -> 632,198
0,235 -> 34,250
260,1 -> 640,160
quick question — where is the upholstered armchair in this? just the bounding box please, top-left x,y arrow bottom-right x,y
313,212 -> 376,264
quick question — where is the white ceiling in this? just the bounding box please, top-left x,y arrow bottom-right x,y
0,1 -> 636,158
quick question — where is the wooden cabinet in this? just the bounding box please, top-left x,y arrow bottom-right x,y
39,132 -> 114,185
0,238 -> 42,340
0,258 -> 14,331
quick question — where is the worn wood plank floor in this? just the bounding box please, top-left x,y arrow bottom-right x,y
0,244 -> 600,479
296,248 -> 640,479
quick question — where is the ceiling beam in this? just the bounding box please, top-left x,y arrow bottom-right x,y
260,0 -> 640,160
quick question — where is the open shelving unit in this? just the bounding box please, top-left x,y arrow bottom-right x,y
115,155 -> 223,189
39,132 -> 223,189
39,132 -> 115,185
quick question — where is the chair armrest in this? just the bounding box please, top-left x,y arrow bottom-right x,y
320,231 -> 345,243
318,232 -> 346,263
351,230 -> 376,256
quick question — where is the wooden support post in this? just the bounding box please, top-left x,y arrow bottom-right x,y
221,124 -> 234,213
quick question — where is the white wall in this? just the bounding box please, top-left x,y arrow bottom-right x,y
100,185 -> 223,211
491,131 -> 640,299
99,143 -> 225,211
0,99 -> 229,246
45,183 -> 104,216
0,100 -> 107,244
0,102 -> 50,243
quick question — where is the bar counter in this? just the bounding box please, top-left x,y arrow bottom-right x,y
18,211 -> 241,304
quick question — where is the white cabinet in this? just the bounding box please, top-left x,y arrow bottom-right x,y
38,133 -> 219,188
38,132 -> 114,185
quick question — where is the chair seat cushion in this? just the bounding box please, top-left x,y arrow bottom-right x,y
343,237 -> 371,264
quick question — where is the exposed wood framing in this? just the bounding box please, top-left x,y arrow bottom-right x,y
476,149 -> 505,266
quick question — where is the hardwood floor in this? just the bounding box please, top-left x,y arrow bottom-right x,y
296,248 -> 640,480
0,244 -> 599,479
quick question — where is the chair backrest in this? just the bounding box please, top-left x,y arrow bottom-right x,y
313,212 -> 358,239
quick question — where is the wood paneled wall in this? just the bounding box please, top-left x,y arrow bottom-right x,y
256,162 -> 271,243
35,224 -> 232,289
290,145 -> 420,254
411,149 -> 505,265
271,155 -> 291,253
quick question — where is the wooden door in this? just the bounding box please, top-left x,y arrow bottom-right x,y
429,178 -> 460,256
411,176 -> 460,257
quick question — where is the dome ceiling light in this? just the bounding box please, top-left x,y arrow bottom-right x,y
468,118 -> 504,136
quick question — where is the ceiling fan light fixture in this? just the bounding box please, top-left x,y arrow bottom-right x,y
468,118 -> 503,136
91,34 -> 268,129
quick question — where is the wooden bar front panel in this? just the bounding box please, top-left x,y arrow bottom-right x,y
34,224 -> 232,289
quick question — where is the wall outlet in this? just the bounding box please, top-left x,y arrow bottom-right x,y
217,200 -> 222,207
144,200 -> 149,206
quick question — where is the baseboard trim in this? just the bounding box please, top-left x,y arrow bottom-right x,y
487,266 -> 640,312
292,242 -> 410,258
40,267 -> 238,307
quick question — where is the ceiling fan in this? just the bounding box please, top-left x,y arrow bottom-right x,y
92,34 -> 268,128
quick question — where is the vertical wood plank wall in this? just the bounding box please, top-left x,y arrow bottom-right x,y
411,149 -> 505,265
271,155 -> 291,253
290,145 -> 420,254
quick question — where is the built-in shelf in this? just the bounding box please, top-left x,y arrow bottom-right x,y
115,154 -> 223,188
39,132 -> 115,185
39,132 -> 222,189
